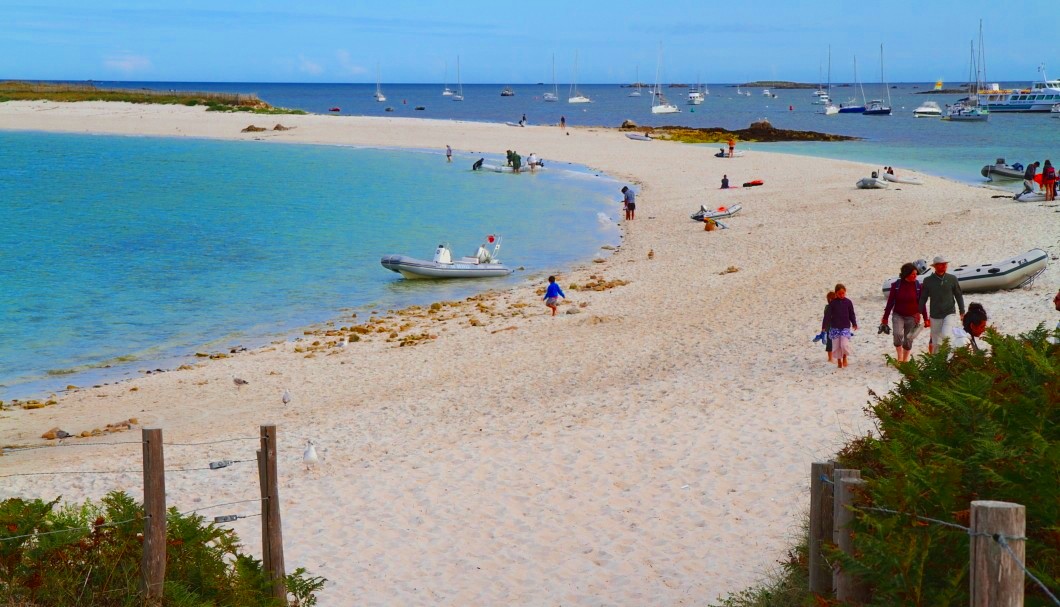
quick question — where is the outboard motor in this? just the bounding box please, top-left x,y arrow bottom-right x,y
472,158 -> 484,171
914,259 -> 930,275
433,245 -> 452,264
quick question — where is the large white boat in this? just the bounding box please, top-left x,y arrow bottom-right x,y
650,45 -> 680,114
913,101 -> 942,117
979,72 -> 1060,112
688,89 -> 704,105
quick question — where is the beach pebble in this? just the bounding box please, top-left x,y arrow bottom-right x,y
566,308 -> 581,315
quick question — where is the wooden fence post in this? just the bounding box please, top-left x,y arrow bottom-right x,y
809,461 -> 835,594
140,428 -> 166,601
833,470 -> 869,604
970,500 -> 1025,607
258,424 -> 286,600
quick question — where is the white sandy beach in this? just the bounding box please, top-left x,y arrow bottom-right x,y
1,101 -> 1057,605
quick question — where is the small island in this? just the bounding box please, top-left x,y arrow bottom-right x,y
0,81 -> 305,114
738,81 -> 821,89
619,118 -> 858,143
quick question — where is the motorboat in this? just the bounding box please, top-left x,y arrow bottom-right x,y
328,107 -> 340,112
880,249 -> 1048,294
688,89 -> 705,105
1052,102 -> 1060,117
881,172 -> 922,185
821,103 -> 840,115
913,101 -> 942,117
856,176 -> 889,189
761,88 -> 771,96
381,238 -> 513,279
691,203 -> 742,222
980,158 -> 1025,181
941,101 -> 989,121
501,86 -> 515,96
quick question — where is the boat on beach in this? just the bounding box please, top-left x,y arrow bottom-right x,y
881,172 -> 922,185
691,203 -> 742,221
880,249 -> 1048,294
980,158 -> 1025,181
381,238 -> 513,279
625,132 -> 653,141
856,176 -> 888,189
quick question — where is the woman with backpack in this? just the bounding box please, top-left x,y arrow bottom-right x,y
881,262 -> 927,363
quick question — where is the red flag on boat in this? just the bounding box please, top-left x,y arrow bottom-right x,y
487,235 -> 496,243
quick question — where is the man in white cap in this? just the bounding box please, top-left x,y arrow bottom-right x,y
918,255 -> 965,353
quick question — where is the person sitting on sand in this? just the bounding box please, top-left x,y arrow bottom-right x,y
823,283 -> 857,369
721,174 -> 729,189
543,275 -> 565,316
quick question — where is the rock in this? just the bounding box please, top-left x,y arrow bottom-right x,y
620,119 -> 638,129
748,118 -> 774,131
41,427 -> 69,440
272,124 -> 292,131
241,125 -> 266,133
566,307 -> 581,315
647,248 -> 655,260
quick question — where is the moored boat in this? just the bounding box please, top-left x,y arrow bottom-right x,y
880,249 -> 1049,294
913,101 -> 942,117
381,238 -> 513,279
980,158 -> 1025,181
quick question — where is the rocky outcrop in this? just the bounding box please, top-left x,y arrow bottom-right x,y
241,125 -> 266,133
646,119 -> 857,143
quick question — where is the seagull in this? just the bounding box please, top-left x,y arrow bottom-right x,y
233,377 -> 249,388
303,440 -> 319,470
282,388 -> 291,405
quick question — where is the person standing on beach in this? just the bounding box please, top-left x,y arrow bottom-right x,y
621,186 -> 636,221
543,276 -> 565,316
727,137 -> 736,158
881,262 -> 926,362
919,255 -> 965,353
560,116 -> 566,130
1022,161 -> 1040,195
822,284 -> 857,368
446,145 -> 452,163
1043,159 -> 1056,201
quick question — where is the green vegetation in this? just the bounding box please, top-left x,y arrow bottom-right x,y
0,492 -> 325,606
0,81 -> 305,115
712,327 -> 1059,606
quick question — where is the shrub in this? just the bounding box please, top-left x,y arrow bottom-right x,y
0,491 -> 325,606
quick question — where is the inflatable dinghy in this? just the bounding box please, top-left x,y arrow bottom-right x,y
691,203 -> 743,222
382,239 -> 513,280
715,150 -> 746,158
881,248 -> 1048,294
625,133 -> 653,141
981,159 -> 1024,181
882,173 -> 922,185
857,177 -> 889,189
1014,191 -> 1045,202
476,162 -> 544,173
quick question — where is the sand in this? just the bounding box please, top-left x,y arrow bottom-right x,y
1,101 -> 1057,605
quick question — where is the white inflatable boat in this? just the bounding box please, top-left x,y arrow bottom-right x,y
475,162 -> 544,173
381,238 -> 513,279
625,133 -> 653,141
857,177 -> 889,189
714,150 -> 746,158
880,249 -> 1049,294
1014,191 -> 1045,203
882,173 -> 922,185
691,203 -> 743,221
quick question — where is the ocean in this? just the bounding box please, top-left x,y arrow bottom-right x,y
0,131 -> 620,399
81,79 -> 1060,186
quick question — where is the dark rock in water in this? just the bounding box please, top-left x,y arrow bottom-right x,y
414,106 -> 426,110
620,119 -> 638,129
241,125 -> 266,132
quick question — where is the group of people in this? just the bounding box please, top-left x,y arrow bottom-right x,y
820,256 -> 995,368
1022,159 -> 1057,200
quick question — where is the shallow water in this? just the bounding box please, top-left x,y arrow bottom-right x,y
0,131 -> 620,399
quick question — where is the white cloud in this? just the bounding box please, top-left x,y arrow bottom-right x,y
336,50 -> 367,76
298,55 -> 323,75
103,52 -> 151,74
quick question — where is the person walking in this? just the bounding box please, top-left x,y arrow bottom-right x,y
445,145 -> 452,163
621,186 -> 636,221
543,275 -> 565,316
823,290 -> 836,363
881,262 -> 927,362
1043,159 -> 1056,201
822,283 -> 857,368
1022,161 -> 1040,196
918,255 -> 966,353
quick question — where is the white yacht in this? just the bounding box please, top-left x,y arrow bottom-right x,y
650,45 -> 680,114
688,89 -> 704,105
568,51 -> 592,103
913,101 -> 942,117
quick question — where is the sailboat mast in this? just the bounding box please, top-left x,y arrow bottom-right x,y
881,44 -> 891,106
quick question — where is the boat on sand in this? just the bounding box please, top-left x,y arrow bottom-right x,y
691,203 -> 742,221
881,172 -> 922,185
856,176 -> 888,189
381,237 -> 513,279
880,248 -> 1048,294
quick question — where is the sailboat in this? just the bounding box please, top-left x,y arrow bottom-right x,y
863,44 -> 892,116
943,22 -> 989,122
650,45 -> 680,114
544,55 -> 559,102
452,56 -> 464,101
374,62 -> 387,102
820,46 -> 839,115
442,61 -> 454,96
568,51 -> 592,103
629,66 -> 642,97
838,55 -> 866,113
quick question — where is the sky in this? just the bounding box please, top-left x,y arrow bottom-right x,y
2,1 -> 1055,84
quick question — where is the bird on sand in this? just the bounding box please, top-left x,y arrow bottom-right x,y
282,388 -> 291,405
233,377 -> 249,388
303,440 -> 319,470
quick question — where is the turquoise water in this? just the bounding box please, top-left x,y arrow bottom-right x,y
0,132 -> 620,399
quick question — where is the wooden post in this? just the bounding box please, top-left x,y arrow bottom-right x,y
258,424 -> 286,600
140,428 -> 166,602
833,470 -> 869,604
970,500 -> 1025,607
809,461 -> 836,594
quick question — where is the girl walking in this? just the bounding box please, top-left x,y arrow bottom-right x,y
881,262 -> 926,362
822,283 -> 858,368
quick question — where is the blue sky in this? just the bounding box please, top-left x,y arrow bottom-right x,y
2,1 -> 1054,84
